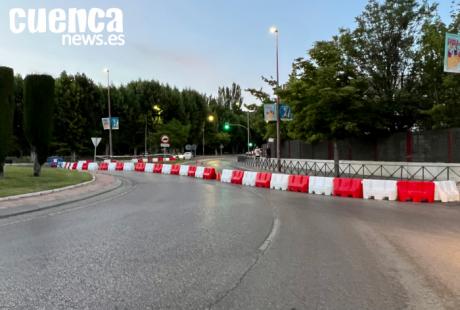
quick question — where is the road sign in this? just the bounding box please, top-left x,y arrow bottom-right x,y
91,137 -> 102,161
91,137 -> 102,147
160,143 -> 170,148
161,135 -> 170,143
185,144 -> 192,151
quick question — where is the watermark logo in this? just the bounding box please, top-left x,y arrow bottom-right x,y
9,8 -> 125,46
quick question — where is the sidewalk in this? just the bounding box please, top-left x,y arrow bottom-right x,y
0,173 -> 121,218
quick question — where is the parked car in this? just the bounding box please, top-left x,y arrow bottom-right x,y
46,156 -> 64,167
183,152 -> 193,160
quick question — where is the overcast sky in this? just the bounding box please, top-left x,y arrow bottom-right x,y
0,0 -> 453,103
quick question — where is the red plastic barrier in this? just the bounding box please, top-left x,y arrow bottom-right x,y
288,175 -> 309,193
99,162 -> 109,170
255,172 -> 272,188
153,164 -> 163,173
82,162 -> 89,170
231,170 -> 244,185
397,181 -> 435,203
333,178 -> 363,198
188,165 -> 197,177
171,164 -> 181,175
135,162 -> 146,172
71,162 -> 78,170
216,172 -> 221,181
203,167 -> 216,180
115,162 -> 124,171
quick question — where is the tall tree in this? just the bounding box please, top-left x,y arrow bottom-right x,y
0,66 -> 15,178
279,38 -> 366,176
341,0 -> 436,132
24,74 -> 55,176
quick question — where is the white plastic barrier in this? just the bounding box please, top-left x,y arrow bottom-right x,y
434,181 -> 460,202
152,158 -> 159,163
363,179 -> 397,201
76,161 -> 86,170
131,158 -> 138,163
87,163 -> 99,171
308,176 -> 334,195
61,162 -> 67,169
221,169 -> 233,183
123,162 -> 134,171
195,166 -> 205,179
164,157 -> 170,162
145,163 -> 154,173
179,165 -> 189,176
108,162 -> 117,171
242,171 -> 257,187
162,164 -> 172,174
270,173 -> 289,191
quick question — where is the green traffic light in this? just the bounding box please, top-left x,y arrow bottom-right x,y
224,123 -> 230,130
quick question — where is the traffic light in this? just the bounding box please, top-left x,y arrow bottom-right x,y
223,122 -> 230,131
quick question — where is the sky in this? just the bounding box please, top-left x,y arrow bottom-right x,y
0,0 -> 453,103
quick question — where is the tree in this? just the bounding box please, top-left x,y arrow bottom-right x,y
24,74 -> 55,176
279,38 -> 366,176
0,66 -> 15,178
150,119 -> 191,152
341,0 -> 436,133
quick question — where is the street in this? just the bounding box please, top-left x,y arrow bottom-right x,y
1,159 -> 460,309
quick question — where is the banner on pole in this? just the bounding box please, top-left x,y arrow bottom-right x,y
279,104 -> 293,121
444,33 -> 460,73
101,117 -> 120,130
264,104 -> 277,123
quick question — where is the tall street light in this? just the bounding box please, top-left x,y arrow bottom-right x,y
103,68 -> 113,158
269,26 -> 281,172
203,114 -> 215,156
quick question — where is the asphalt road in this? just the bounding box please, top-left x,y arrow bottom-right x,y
1,159 -> 460,309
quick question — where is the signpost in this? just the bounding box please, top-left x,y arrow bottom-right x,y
160,135 -> 170,153
91,137 -> 102,162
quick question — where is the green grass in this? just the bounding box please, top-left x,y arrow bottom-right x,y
0,166 -> 92,198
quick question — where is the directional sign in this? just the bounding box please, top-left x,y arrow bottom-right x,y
91,137 -> 102,147
161,135 -> 170,143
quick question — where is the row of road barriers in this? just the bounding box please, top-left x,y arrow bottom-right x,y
58,161 -> 460,203
242,157 -> 460,182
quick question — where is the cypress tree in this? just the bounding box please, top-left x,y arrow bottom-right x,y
0,66 -> 15,178
23,74 -> 55,176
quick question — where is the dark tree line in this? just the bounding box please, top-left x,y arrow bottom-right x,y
8,72 -> 259,160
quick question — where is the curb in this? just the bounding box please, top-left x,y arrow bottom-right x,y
0,174 -> 96,202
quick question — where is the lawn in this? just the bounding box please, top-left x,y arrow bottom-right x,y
0,166 -> 92,198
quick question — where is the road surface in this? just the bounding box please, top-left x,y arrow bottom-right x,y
1,158 -> 460,309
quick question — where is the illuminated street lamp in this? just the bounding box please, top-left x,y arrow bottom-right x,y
269,26 -> 281,172
202,114 -> 215,156
103,68 -> 112,158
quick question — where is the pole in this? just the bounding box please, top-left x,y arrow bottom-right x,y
94,145 -> 97,162
247,111 -> 250,153
275,29 -> 281,172
202,122 -> 205,156
107,70 -> 113,158
144,114 -> 147,156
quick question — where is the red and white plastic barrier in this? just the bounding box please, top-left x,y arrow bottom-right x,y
162,164 -> 172,175
221,169 -> 233,183
195,166 -> 205,179
309,176 -> 334,196
270,173 -> 289,191
179,165 -> 189,176
363,179 -> 397,201
434,181 -> 460,202
242,171 -> 257,187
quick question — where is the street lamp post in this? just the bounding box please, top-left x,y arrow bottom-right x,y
103,68 -> 113,158
202,115 -> 215,156
270,26 -> 281,172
